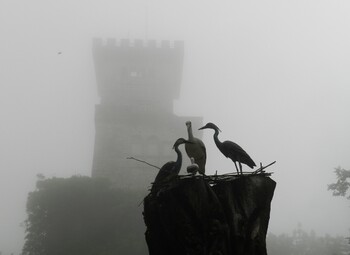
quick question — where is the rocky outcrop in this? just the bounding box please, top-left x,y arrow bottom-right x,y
143,175 -> 276,255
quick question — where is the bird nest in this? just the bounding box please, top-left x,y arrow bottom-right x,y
150,163 -> 274,192
179,160 -> 275,184
178,170 -> 273,185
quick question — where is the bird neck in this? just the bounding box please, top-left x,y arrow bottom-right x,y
174,145 -> 182,168
187,126 -> 194,140
213,129 -> 221,147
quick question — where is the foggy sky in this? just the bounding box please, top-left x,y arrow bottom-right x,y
1,0 -> 350,254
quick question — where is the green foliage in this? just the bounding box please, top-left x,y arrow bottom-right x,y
22,176 -> 148,255
328,167 -> 350,199
267,225 -> 350,255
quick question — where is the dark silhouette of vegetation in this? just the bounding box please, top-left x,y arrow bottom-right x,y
328,167 -> 350,199
22,176 -> 147,255
267,224 -> 350,255
327,166 -> 350,250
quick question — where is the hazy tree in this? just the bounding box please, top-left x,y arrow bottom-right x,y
22,176 -> 147,255
328,167 -> 350,199
267,233 -> 294,255
267,224 -> 350,255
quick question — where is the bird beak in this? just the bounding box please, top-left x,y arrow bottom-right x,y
198,126 -> 205,130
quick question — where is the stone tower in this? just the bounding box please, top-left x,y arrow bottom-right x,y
92,38 -> 202,190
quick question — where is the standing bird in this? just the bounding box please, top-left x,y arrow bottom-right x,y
185,121 -> 206,175
198,122 -> 256,174
151,138 -> 191,193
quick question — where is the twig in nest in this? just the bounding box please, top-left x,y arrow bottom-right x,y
251,161 -> 276,174
126,157 -> 160,169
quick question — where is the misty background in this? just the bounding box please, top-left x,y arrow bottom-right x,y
1,0 -> 350,254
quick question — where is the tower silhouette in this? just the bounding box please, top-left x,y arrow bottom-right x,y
91,38 -> 202,190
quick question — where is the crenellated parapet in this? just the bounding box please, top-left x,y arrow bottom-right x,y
92,38 -> 184,105
93,38 -> 184,50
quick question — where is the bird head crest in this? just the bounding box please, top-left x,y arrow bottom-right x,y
198,122 -> 221,132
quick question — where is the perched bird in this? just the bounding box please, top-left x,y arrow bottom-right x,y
199,122 -> 256,174
187,157 -> 199,175
151,138 -> 191,193
185,121 -> 207,175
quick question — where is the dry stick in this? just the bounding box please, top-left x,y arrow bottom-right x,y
126,157 -> 160,170
126,155 -> 160,207
251,161 -> 276,174
206,162 -> 275,178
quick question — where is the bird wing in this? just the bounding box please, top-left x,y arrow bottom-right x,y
153,161 -> 176,184
185,138 -> 206,173
198,139 -> 207,157
221,141 -> 244,158
221,140 -> 256,168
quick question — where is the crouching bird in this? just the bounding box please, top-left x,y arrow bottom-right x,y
199,122 -> 256,174
151,138 -> 191,193
187,157 -> 199,175
185,121 -> 206,175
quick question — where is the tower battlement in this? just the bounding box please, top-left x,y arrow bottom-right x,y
92,38 -> 184,104
93,38 -> 184,50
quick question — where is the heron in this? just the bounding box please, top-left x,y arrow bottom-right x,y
185,121 -> 207,175
198,122 -> 256,174
151,138 -> 191,193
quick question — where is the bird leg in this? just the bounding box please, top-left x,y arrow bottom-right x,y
234,162 -> 240,175
239,161 -> 243,175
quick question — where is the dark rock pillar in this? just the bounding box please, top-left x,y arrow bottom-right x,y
213,176 -> 276,255
143,175 -> 276,255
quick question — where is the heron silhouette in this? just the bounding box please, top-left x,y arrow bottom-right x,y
199,122 -> 256,174
185,121 -> 206,175
151,138 -> 191,193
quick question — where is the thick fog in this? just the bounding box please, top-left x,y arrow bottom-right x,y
1,0 -> 350,254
